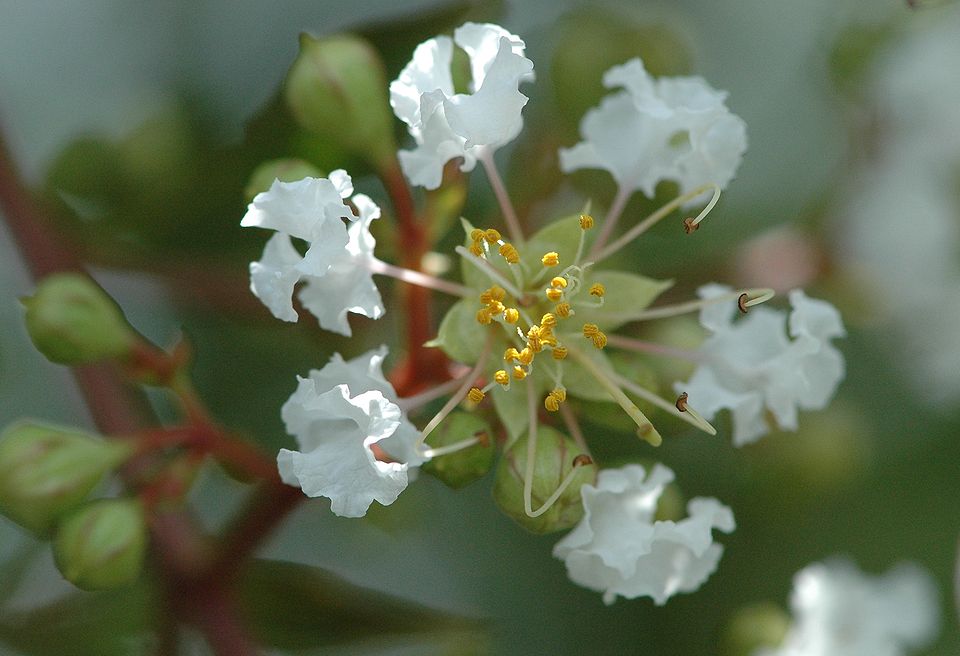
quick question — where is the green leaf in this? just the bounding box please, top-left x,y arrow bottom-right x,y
560,344 -> 617,402
428,299 -> 489,364
238,559 -> 483,650
581,270 -> 673,331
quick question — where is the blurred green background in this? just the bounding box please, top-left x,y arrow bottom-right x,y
1,0 -> 958,654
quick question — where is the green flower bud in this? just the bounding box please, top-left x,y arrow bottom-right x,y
0,422 -> 133,535
421,412 -> 495,489
284,33 -> 397,170
722,602 -> 791,656
22,273 -> 136,365
493,426 -> 596,534
54,498 -> 147,590
244,158 -> 323,202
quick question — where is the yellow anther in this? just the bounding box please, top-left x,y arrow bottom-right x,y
544,388 -> 567,412
476,309 -> 493,325
542,334 -> 558,347
552,346 -> 569,360
591,331 -> 608,349
469,241 -> 484,256
479,290 -> 493,304
504,308 -> 520,324
489,286 -> 506,302
518,348 -> 534,365
582,323 -> 600,337
470,229 -> 485,242
552,388 -> 567,403
494,370 -> 510,386
589,283 -> 606,297
541,252 -> 560,267
487,300 -> 505,315
499,243 -> 520,264
579,214 -> 594,230
546,288 -> 563,302
512,366 -> 527,380
540,313 -> 557,328
551,276 -> 568,289
484,228 -> 502,244
555,302 -> 572,318
467,387 -> 485,403
504,347 -> 520,362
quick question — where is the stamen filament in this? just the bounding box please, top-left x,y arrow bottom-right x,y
397,376 -> 467,412
417,340 -> 491,448
589,184 -> 633,260
421,435 -> 483,459
625,287 -> 775,322
367,259 -> 471,297
609,371 -> 717,436
478,147 -> 524,245
455,246 -> 524,299
566,345 -> 662,446
594,184 -> 721,263
605,334 -> 702,362
559,402 -> 590,454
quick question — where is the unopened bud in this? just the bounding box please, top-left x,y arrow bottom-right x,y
285,34 -> 396,169
23,274 -> 137,365
54,498 -> 146,590
0,422 -> 133,535
421,413 -> 495,489
493,426 -> 596,533
722,602 -> 791,656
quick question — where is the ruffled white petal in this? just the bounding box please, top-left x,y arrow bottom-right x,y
392,23 -> 533,189
676,285 -> 845,445
560,57 -> 747,197
249,233 -> 304,323
240,176 -> 355,242
757,559 -> 940,656
553,464 -> 734,605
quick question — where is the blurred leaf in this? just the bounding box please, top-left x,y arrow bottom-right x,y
829,21 -> 896,98
238,559 -> 483,650
582,271 -> 674,331
0,584 -> 153,656
428,298 -> 487,365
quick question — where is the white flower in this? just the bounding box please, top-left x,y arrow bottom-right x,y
390,22 -> 534,189
553,464 -> 735,605
756,559 -> 940,656
676,285 -> 845,446
559,58 -> 747,198
243,172 -> 385,336
277,346 -> 425,517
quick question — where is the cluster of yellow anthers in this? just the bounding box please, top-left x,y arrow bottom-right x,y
467,215 -> 614,414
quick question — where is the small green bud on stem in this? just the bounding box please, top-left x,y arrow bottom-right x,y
421,412 -> 495,489
0,422 -> 133,535
54,498 -> 147,590
22,273 -> 136,365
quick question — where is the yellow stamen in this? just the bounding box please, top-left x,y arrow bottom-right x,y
579,214 -> 594,230
582,323 -> 599,337
552,346 -> 568,360
487,300 -> 505,315
489,286 -> 506,302
470,229 -> 485,242
494,370 -> 510,386
467,387 -> 485,403
484,228 -> 501,244
476,309 -> 493,325
499,243 -> 520,264
540,313 -> 557,328
504,347 -> 520,362
469,241 -> 484,256
551,276 -> 568,289
544,388 -> 567,413
504,308 -> 520,324
591,332 -> 608,349
541,252 -> 560,267
589,283 -> 606,297
512,366 -> 527,380
546,288 -> 563,302
555,302 -> 572,318
518,348 -> 534,365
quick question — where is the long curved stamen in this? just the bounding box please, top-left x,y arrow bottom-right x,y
421,434 -> 485,459
522,378 -> 592,518
455,246 -> 524,299
367,259 -> 472,297
625,287 -> 775,322
594,184 -> 721,263
565,345 -> 662,446
417,339 -> 491,449
604,334 -> 702,362
559,402 -> 590,454
478,147 -> 524,245
609,371 -> 717,436
589,184 -> 633,259
397,376 -> 467,412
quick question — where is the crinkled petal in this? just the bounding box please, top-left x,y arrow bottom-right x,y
453,22 -> 532,90
390,36 -> 455,129
240,176 -> 355,243
398,90 -> 473,189
249,233 -> 303,322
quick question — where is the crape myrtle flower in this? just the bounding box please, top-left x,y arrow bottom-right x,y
553,464 -> 734,605
676,285 -> 845,446
755,559 -> 940,656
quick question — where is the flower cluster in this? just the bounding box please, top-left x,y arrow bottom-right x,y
240,21 -> 846,605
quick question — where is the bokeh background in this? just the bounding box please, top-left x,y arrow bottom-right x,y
1,0 -> 958,654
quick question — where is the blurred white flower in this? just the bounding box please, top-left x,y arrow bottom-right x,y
277,347 -> 424,517
756,558 -> 940,656
390,22 -> 534,189
559,58 -> 747,198
553,463 -> 735,605
676,285 -> 845,446
243,172 -> 386,336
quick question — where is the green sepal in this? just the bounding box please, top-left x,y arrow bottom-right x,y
428,298 -> 490,364
582,270 -> 673,331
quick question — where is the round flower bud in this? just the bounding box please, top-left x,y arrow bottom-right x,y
54,498 -> 147,591
421,412 -> 495,489
22,274 -> 136,365
244,158 -> 323,202
285,33 -> 397,170
0,422 -> 133,535
722,602 -> 791,656
493,426 -> 596,534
